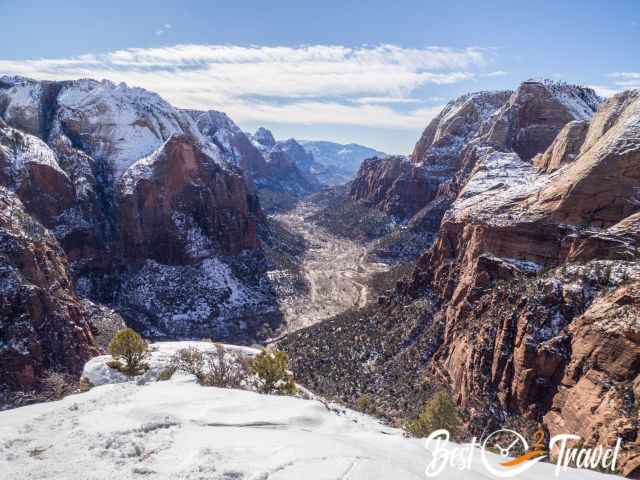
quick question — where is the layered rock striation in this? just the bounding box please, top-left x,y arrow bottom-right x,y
0,76 -> 277,364
287,80 -> 640,471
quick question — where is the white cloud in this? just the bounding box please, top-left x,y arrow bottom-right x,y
0,44 -> 493,129
614,81 -> 640,88
605,72 -> 640,90
589,73 -> 640,99
589,84 -> 621,97
609,72 -> 640,80
485,70 -> 508,77
223,99 -> 445,129
352,96 -> 423,104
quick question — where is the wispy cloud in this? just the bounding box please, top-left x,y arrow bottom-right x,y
589,84 -> 621,97
589,73 -> 640,98
155,23 -> 172,36
352,96 -> 423,104
0,44 -> 494,129
485,70 -> 508,77
224,100 -> 446,129
609,72 -> 640,80
606,72 -> 640,90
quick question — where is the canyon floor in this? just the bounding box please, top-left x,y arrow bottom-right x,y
270,199 -> 390,333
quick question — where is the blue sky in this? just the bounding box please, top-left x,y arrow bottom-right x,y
1,0 -> 638,153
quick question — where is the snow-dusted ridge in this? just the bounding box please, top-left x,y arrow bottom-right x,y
450,146 -> 554,223
1,75 -> 228,178
56,78 -> 225,177
433,89 -> 512,144
0,124 -> 68,179
533,78 -> 603,120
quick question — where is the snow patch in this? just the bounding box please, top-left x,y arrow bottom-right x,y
538,79 -> 602,121
450,147 -> 553,224
117,258 -> 276,338
0,126 -> 68,179
56,79 -> 224,178
82,341 -> 259,387
0,369 -> 618,479
0,80 -> 42,127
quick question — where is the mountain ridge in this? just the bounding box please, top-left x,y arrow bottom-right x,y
284,80 -> 640,475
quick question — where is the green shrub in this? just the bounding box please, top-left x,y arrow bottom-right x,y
356,394 -> 373,413
250,349 -> 296,395
107,328 -> 149,375
405,391 -> 461,438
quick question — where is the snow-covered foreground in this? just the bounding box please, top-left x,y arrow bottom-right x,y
82,341 -> 260,387
0,343 -> 621,479
0,378 -> 621,480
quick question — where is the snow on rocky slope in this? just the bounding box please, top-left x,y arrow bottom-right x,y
110,257 -> 280,340
0,342 -> 620,480
184,109 -> 268,175
0,123 -> 67,178
286,81 -> 640,474
0,76 -> 225,178
0,77 -> 280,345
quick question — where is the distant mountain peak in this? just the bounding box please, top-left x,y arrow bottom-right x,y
298,140 -> 387,178
252,127 -> 276,148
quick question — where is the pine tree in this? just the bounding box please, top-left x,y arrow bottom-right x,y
250,349 -> 296,395
405,391 -> 461,438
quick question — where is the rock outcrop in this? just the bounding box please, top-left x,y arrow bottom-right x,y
350,90 -> 513,220
184,109 -> 267,176
483,80 -> 600,161
532,90 -> 640,227
544,283 -> 640,449
117,135 -> 259,264
349,157 -> 436,219
0,76 -> 279,346
287,81 -> 640,471
411,90 -> 512,166
533,120 -> 589,171
0,187 -> 123,395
